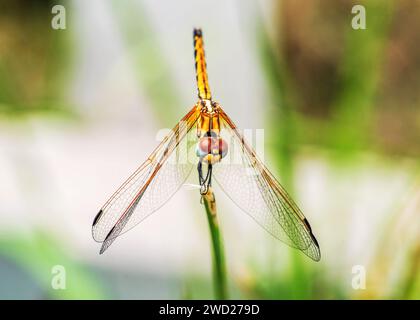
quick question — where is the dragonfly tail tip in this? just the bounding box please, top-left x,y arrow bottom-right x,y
193,28 -> 202,37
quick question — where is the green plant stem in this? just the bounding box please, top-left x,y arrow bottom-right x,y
202,187 -> 228,299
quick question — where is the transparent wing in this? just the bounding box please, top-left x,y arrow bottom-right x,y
213,109 -> 320,261
92,105 -> 200,253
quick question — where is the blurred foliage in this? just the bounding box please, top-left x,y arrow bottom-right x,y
110,0 -> 182,125
0,0 -> 73,117
255,0 -> 419,300
262,0 -> 420,158
0,231 -> 107,299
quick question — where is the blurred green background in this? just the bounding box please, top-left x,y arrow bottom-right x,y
0,0 -> 419,299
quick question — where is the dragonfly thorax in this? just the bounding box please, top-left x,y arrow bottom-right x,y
199,99 -> 216,113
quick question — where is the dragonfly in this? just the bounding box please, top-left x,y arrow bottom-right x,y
92,28 -> 320,261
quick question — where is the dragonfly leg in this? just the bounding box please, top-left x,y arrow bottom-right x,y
198,161 -> 213,195
207,164 -> 213,186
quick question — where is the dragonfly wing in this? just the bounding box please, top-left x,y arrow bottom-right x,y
93,105 -> 200,253
212,109 -> 320,261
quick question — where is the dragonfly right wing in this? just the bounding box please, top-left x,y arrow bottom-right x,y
213,108 -> 321,261
92,105 -> 200,254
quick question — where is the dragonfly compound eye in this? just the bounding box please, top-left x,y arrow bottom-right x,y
196,137 -> 228,163
216,138 -> 228,158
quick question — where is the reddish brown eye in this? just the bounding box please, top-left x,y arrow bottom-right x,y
196,137 -> 228,160
217,138 -> 228,158
201,137 -> 214,153
196,137 -> 214,158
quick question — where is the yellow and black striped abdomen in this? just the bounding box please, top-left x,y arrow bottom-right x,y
194,29 -> 212,100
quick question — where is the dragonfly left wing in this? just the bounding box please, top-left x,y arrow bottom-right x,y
213,108 -> 321,261
93,105 -> 200,253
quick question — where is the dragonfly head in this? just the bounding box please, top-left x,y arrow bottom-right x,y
196,135 -> 228,164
